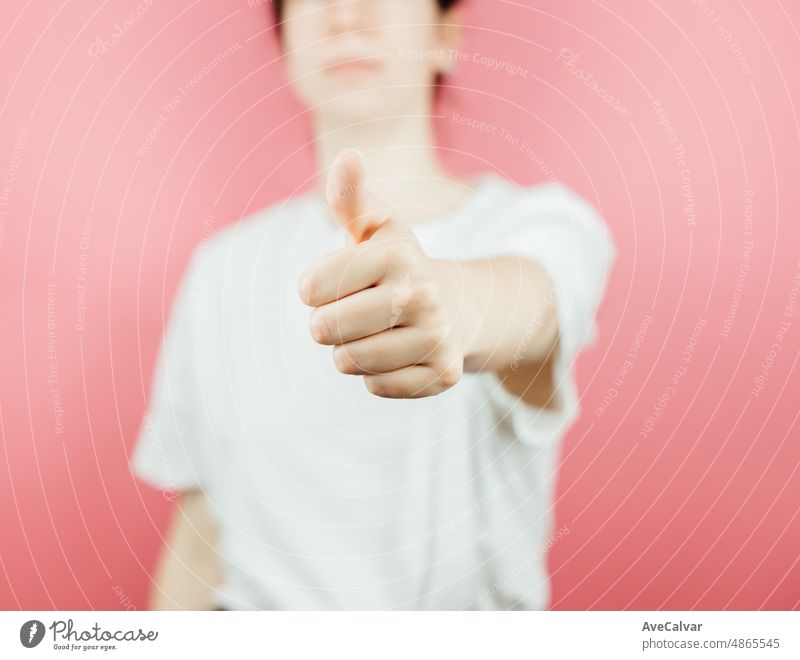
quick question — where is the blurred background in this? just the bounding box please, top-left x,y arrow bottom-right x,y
1,0 -> 798,610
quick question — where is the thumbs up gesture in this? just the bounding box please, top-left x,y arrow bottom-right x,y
298,149 -> 468,398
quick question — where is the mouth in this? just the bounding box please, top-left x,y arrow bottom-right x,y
323,55 -> 383,76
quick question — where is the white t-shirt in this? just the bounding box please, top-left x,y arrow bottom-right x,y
130,172 -> 617,610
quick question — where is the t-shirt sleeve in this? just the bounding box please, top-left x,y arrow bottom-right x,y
130,250 -> 213,494
480,182 -> 618,447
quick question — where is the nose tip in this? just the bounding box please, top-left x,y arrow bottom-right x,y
327,0 -> 366,33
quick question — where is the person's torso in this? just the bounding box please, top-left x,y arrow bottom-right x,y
193,176 -> 561,610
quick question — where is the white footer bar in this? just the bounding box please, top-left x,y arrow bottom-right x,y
1,611 -> 797,659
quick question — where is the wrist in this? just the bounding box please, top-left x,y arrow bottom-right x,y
434,259 -> 484,368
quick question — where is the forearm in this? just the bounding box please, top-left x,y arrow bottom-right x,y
150,491 -> 222,610
437,256 -> 559,374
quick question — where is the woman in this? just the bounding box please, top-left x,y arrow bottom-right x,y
132,0 -> 617,610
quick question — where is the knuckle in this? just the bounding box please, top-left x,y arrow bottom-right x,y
421,326 -> 447,355
438,363 -> 463,390
386,241 -> 418,269
410,280 -> 439,311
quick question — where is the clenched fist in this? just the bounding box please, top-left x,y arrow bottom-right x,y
298,148 -> 470,399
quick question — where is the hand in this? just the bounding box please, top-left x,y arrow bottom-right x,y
298,148 -> 469,399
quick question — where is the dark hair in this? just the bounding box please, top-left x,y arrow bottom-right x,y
273,0 -> 460,23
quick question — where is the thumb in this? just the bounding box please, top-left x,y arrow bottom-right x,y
326,148 -> 392,243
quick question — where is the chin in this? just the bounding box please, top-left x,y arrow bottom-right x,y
311,86 -> 409,124
296,68 -> 430,122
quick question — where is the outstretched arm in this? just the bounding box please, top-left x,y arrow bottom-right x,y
438,255 -> 560,408
299,148 -> 559,405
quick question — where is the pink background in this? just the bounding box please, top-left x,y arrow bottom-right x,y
1,0 -> 799,610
